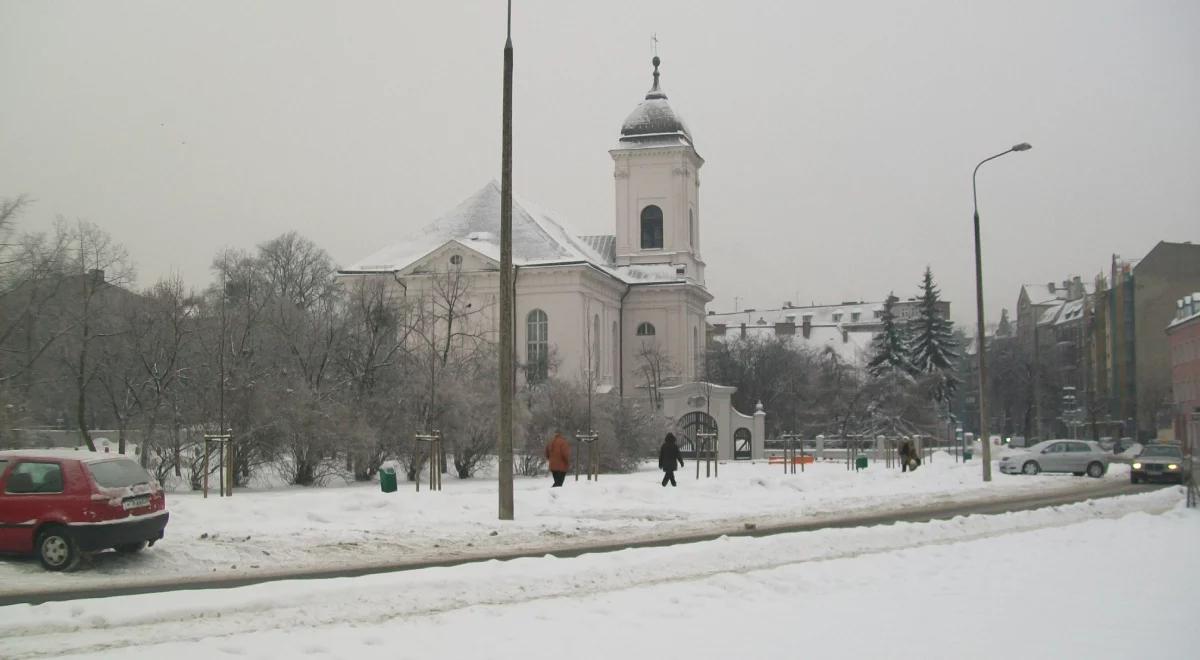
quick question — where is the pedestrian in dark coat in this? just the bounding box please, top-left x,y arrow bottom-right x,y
899,439 -> 920,473
658,433 -> 685,487
545,430 -> 571,487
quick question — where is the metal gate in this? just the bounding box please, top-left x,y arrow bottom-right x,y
733,428 -> 752,460
678,411 -> 717,459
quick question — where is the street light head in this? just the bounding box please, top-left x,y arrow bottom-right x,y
1012,142 -> 1032,152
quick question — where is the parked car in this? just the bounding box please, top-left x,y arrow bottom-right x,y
0,449 -> 168,571
1130,444 -> 1187,484
998,440 -> 1108,478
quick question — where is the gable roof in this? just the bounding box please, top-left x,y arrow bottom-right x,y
343,181 -> 611,273
342,182 -> 701,288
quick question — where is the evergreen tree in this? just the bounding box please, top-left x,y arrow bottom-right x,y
909,267 -> 960,402
867,293 -> 914,377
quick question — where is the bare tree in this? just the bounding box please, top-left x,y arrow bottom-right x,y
635,339 -> 676,409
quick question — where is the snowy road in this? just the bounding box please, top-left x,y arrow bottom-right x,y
0,488 -> 1191,660
0,476 -> 1156,606
0,455 -> 1149,600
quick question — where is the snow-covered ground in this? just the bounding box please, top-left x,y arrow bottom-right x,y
0,488 -> 1191,659
0,453 -> 1141,595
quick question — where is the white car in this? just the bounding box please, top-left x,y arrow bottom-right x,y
998,439 -> 1108,478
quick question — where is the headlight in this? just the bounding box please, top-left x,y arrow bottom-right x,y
1132,462 -> 1142,469
1168,464 -> 1179,470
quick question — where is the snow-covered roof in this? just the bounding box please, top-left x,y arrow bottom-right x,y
708,302 -> 884,328
345,181 -> 609,272
712,322 -> 874,365
617,57 -> 693,151
1037,301 -> 1065,326
342,182 -> 695,287
581,235 -> 616,263
1054,298 -> 1086,326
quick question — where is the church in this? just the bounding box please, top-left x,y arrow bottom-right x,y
340,57 -> 764,460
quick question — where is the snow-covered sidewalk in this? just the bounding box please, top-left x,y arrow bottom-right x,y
0,455 -> 1137,594
0,487 -> 1190,659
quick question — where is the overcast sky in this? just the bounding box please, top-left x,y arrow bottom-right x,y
2,0 -> 1197,325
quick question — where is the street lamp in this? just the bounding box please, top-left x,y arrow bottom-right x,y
972,142 -> 1032,482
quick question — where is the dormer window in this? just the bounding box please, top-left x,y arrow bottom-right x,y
640,205 -> 663,250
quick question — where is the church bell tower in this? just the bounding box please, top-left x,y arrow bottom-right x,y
611,56 -> 705,284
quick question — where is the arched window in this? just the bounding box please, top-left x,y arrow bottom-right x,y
592,314 -> 601,376
688,208 -> 695,248
636,322 -> 656,337
612,320 -> 619,383
526,309 -> 549,383
640,205 -> 663,250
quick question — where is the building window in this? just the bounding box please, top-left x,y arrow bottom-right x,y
637,322 -> 656,336
449,254 -> 462,266
688,208 -> 695,248
526,309 -> 549,383
832,313 -> 842,322
640,205 -> 663,250
592,314 -> 601,377
851,312 -> 860,322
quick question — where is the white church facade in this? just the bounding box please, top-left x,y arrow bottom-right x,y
340,57 -> 764,460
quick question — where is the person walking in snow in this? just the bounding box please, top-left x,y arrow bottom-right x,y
899,439 -> 919,473
545,430 -> 571,487
658,433 -> 685,487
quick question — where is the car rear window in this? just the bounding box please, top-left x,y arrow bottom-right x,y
86,459 -> 151,488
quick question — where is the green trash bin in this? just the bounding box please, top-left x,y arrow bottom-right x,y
963,449 -> 973,461
855,455 -> 868,470
380,466 -> 397,493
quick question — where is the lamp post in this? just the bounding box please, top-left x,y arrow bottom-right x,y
972,142 -> 1032,482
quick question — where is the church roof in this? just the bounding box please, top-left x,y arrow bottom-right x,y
342,183 -> 700,288
617,56 -> 694,150
344,181 -> 608,272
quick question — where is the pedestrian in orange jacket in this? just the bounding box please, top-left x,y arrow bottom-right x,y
545,430 -> 571,487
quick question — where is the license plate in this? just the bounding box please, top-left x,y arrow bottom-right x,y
122,496 -> 151,510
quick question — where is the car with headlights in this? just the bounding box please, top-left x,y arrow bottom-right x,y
0,449 -> 168,571
998,439 -> 1108,478
1130,444 -> 1187,484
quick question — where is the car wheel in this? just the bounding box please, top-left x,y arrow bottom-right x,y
1022,461 -> 1041,475
1086,462 -> 1105,478
115,541 -> 146,554
37,526 -> 80,572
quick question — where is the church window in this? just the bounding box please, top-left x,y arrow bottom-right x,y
640,205 -> 663,250
526,309 -> 549,383
636,322 -> 656,337
592,314 -> 601,376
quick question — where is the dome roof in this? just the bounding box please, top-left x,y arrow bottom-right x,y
619,57 -> 692,145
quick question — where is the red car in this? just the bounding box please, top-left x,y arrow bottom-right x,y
0,449 -> 168,571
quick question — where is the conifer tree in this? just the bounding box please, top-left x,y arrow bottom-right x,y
909,267 -> 960,402
867,293 -> 914,378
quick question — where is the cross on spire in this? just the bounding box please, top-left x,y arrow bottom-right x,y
652,33 -> 659,57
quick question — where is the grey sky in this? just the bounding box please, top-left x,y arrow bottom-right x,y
2,0 -> 1197,325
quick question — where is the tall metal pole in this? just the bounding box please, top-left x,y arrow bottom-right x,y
972,143 -> 1032,482
497,0 -> 515,520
